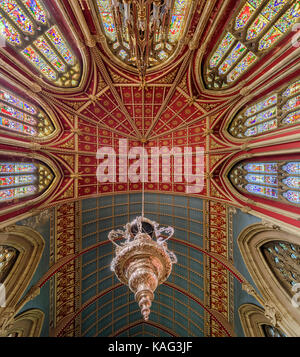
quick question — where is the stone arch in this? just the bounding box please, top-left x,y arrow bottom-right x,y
237,223 -> 300,336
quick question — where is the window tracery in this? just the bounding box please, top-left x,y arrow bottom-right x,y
0,0 -> 81,87
0,86 -> 55,137
229,160 -> 300,204
0,161 -> 54,202
205,0 -> 300,89
262,240 -> 300,294
229,79 -> 300,137
262,324 -> 286,337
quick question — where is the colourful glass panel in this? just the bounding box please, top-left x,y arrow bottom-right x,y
119,49 -> 127,59
244,118 -> 277,136
0,16 -> 21,45
261,0 -> 289,21
282,80 -> 300,97
258,26 -> 283,50
0,0 -> 17,12
34,36 -> 66,72
168,0 -> 187,42
22,0 -> 47,24
282,110 -> 300,124
245,173 -> 278,185
245,95 -> 277,117
227,52 -> 257,83
0,115 -> 36,135
96,0 -> 116,41
0,185 -> 36,201
245,106 -> 277,126
158,50 -> 168,60
0,102 -> 36,125
282,95 -> 300,112
235,2 -> 256,30
282,162 -> 300,175
0,162 -> 36,173
245,184 -> 278,198
256,118 -> 277,132
244,126 -> 258,136
0,174 -> 35,186
218,42 -> 247,75
274,1 -> 300,33
6,5 -> 34,34
246,15 -> 269,40
209,32 -> 235,69
283,190 -> 300,203
22,46 -> 57,81
0,89 -> 36,114
46,26 -> 74,66
244,163 -> 278,173
248,0 -> 264,9
282,177 -> 300,189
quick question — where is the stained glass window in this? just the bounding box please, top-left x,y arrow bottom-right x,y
0,160 -> 54,203
229,160 -> 300,205
205,0 -> 300,89
95,0 -> 190,68
262,241 -> 300,295
262,324 -> 286,337
0,245 -> 18,283
229,78 -> 300,138
0,0 -> 81,88
0,86 -> 55,137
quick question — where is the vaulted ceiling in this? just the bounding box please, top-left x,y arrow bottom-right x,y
0,0 -> 300,338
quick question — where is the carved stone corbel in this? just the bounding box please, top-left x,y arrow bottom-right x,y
0,225 -> 17,233
0,308 -> 15,337
241,206 -> 251,214
261,220 -> 281,231
228,206 -> 237,215
264,302 -> 281,327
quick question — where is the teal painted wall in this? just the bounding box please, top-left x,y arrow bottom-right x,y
232,208 -> 262,337
15,210 -> 53,337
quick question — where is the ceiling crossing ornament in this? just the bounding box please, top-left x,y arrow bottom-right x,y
108,216 -> 177,321
95,0 -> 191,79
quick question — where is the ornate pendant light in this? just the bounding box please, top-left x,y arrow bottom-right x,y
109,216 -> 177,320
110,0 -> 174,78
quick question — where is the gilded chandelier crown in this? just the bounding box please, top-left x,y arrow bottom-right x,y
109,216 -> 177,321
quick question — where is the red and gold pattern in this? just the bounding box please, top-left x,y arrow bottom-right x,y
208,201 -> 230,335
55,202 -> 77,337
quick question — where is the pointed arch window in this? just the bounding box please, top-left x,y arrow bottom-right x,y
262,240 -> 300,294
95,0 -> 190,69
0,0 -> 81,88
0,161 -> 54,203
229,160 -> 300,205
205,0 -> 300,89
228,79 -> 300,138
0,86 -> 55,137
0,245 -> 18,283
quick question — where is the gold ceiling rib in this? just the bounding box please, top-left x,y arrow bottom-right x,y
92,46 -> 144,139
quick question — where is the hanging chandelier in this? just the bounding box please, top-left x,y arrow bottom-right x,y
98,0 -> 189,79
109,216 -> 177,321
